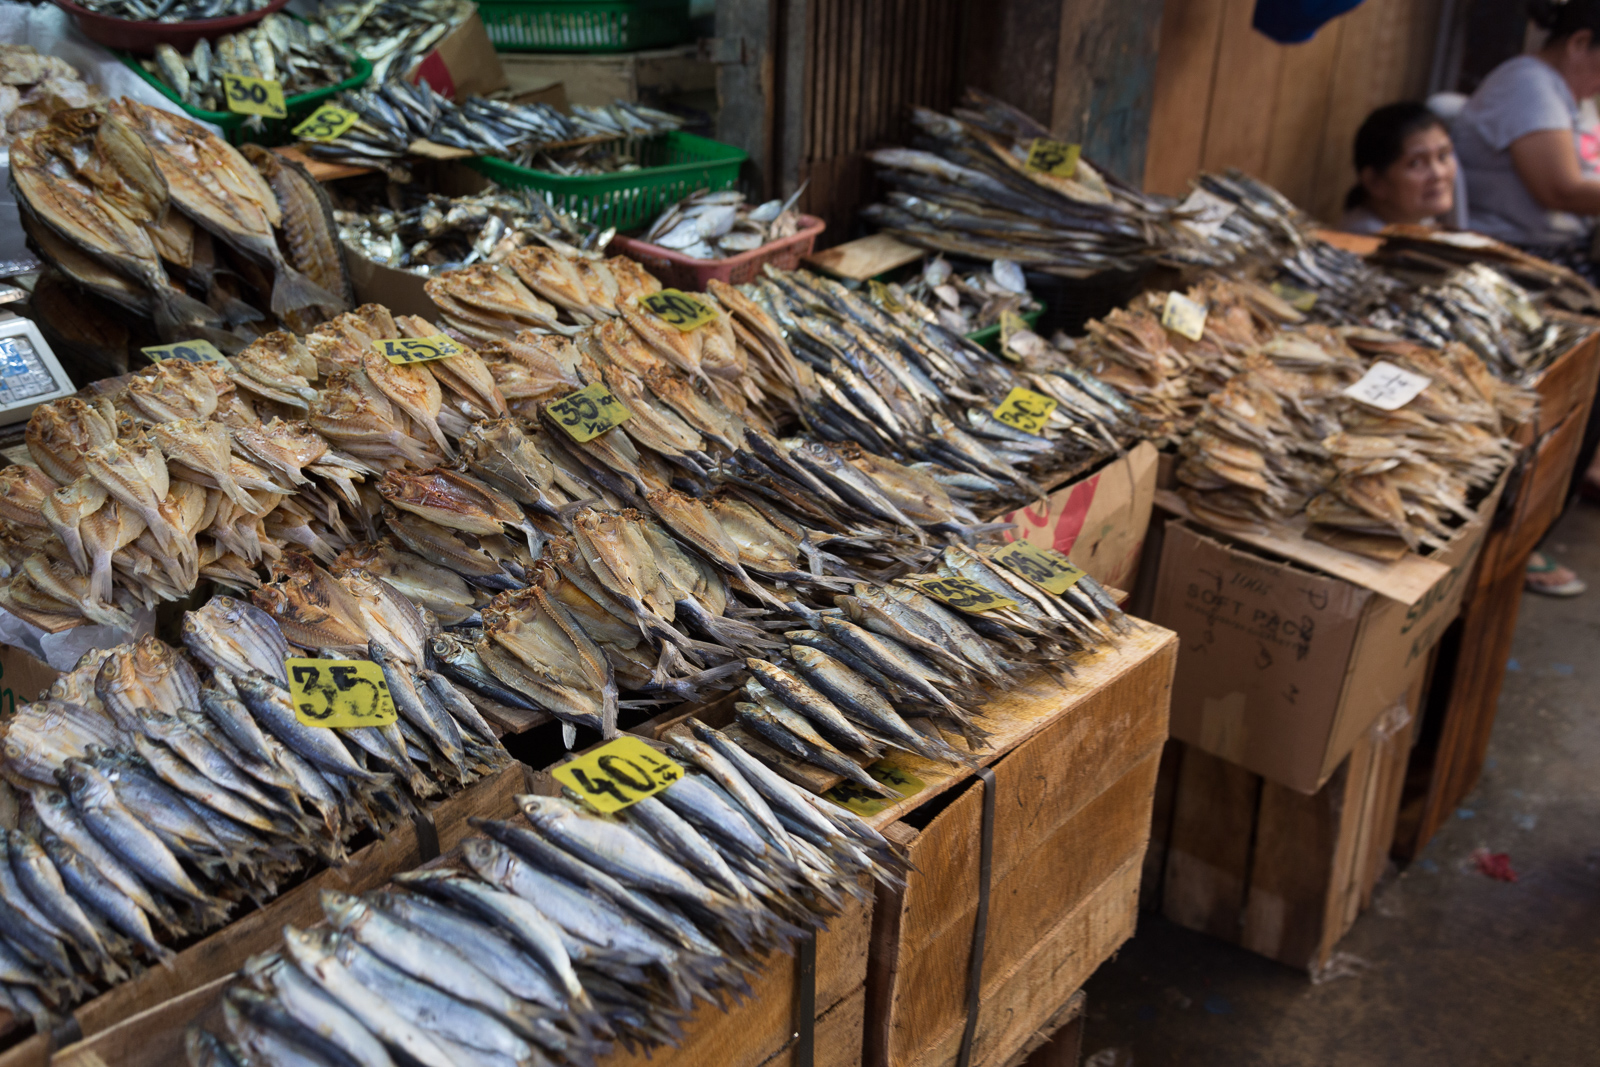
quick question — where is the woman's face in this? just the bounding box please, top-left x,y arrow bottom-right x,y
1363,125 -> 1456,224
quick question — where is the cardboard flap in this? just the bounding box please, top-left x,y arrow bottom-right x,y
1154,490 -> 1450,606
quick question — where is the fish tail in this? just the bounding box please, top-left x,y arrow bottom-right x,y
151,286 -> 225,336
269,263 -> 345,317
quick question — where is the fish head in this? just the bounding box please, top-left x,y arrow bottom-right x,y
317,889 -> 366,930
0,464 -> 60,528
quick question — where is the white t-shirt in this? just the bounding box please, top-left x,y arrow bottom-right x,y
1453,55 -> 1597,248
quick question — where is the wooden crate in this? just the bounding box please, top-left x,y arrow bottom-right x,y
863,628 -> 1176,1067
0,763 -> 529,1066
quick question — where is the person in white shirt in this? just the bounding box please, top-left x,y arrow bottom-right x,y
1341,103 -> 1459,235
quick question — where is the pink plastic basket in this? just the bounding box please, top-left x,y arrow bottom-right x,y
609,215 -> 826,292
50,0 -> 290,55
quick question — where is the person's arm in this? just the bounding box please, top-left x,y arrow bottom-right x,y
1509,128 -> 1600,215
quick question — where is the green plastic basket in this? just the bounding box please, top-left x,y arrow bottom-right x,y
476,0 -> 692,52
967,304 -> 1045,352
117,48 -> 371,146
469,131 -> 747,231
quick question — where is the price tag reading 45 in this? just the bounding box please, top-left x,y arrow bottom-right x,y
553,736 -> 685,813
286,658 -> 398,729
992,386 -> 1059,436
913,575 -> 1018,613
375,335 -> 462,364
293,104 -> 359,142
991,541 -> 1086,595
1024,138 -> 1081,178
1161,291 -> 1208,341
639,289 -> 717,331
547,382 -> 631,442
143,339 -> 229,366
223,74 -> 286,119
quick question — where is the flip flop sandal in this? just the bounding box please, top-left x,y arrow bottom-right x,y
1526,554 -> 1586,597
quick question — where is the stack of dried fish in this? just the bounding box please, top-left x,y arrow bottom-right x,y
314,0 -> 475,84
72,0 -> 270,18
862,90 -> 1180,278
897,255 -> 1038,335
142,16 -> 353,109
189,736 -> 898,1065
637,188 -> 806,260
0,46 -> 103,138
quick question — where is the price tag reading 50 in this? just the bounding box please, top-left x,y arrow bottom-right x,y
990,541 -> 1086,595
286,658 -> 398,729
913,575 -> 1018,613
375,335 -> 462,364
223,74 -> 286,118
1024,138 -> 1081,178
639,289 -> 717,331
991,386 -> 1059,436
142,339 -> 229,366
552,736 -> 685,813
293,104 -> 359,142
547,382 -> 631,442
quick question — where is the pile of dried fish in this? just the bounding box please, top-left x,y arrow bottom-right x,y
141,16 -> 353,109
333,183 -> 601,277
862,89 -> 1180,277
189,739 -> 897,1066
70,0 -> 270,19
896,255 -> 1038,335
638,188 -> 806,260
314,0 -> 475,84
0,46 -> 102,138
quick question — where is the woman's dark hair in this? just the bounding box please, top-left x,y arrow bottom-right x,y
1344,102 -> 1445,209
1530,0 -> 1600,41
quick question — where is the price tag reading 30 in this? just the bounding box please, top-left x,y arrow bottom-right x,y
1161,291 -> 1208,341
553,736 -> 685,813
639,289 -> 717,331
547,382 -> 631,442
913,575 -> 1018,613
1024,138 -> 1081,178
143,339 -> 229,366
991,541 -> 1086,595
375,335 -> 462,364
293,104 -> 360,142
222,74 -> 287,118
286,658 -> 398,729
1344,360 -> 1431,411
992,386 -> 1059,436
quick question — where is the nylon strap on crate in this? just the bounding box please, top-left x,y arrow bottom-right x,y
956,766 -> 997,1067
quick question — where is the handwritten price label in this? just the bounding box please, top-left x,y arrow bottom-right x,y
547,382 -> 631,442
991,386 -> 1059,436
552,735 -> 685,813
292,104 -> 359,142
990,541 -> 1085,595
639,289 -> 717,331
1024,138 -> 1080,178
222,74 -> 286,119
1161,291 -> 1208,341
374,335 -> 462,364
1269,281 -> 1318,312
822,760 -> 926,817
286,658 -> 397,729
143,339 -> 229,366
869,280 -> 905,313
913,575 -> 1018,613
1343,360 -> 1431,411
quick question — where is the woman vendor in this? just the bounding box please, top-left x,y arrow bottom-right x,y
1341,102 -> 1459,234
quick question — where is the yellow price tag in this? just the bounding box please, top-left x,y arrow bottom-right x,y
293,104 -> 359,142
868,279 -> 905,313
222,74 -> 287,119
546,382 -> 631,443
1269,281 -> 1318,312
991,386 -> 1059,436
375,335 -> 462,364
989,541 -> 1085,595
914,575 -> 1018,613
822,760 -> 925,817
639,289 -> 718,331
286,658 -> 398,729
1161,291 -> 1208,341
552,735 -> 687,814
143,339 -> 229,366
1024,138 -> 1080,178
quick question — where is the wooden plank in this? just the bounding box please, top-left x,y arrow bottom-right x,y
1004,991 -> 1086,1067
1142,0 -> 1229,195
1198,0 -> 1285,178
1140,739 -> 1184,913
1050,0 -> 1167,182
1260,18 -> 1346,211
53,976 -> 227,1067
269,145 -> 374,182
1162,746 -> 1258,940
1307,0 -> 1401,221
804,233 -> 925,280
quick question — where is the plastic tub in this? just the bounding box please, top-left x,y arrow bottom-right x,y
610,215 -> 826,291
49,0 -> 290,55
475,0 -> 691,53
468,131 -> 747,232
965,304 -> 1045,352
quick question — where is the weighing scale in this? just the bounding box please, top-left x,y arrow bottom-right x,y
0,312 -> 77,426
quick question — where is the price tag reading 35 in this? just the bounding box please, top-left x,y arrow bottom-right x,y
292,104 -> 359,142
1161,291 -> 1208,341
1343,360 -> 1431,411
143,339 -> 229,366
991,541 -> 1086,595
553,736 -> 685,814
222,74 -> 286,118
547,382 -> 631,442
374,335 -> 462,365
639,289 -> 717,331
286,658 -> 398,729
1024,138 -> 1081,178
913,575 -> 1018,613
991,386 -> 1059,436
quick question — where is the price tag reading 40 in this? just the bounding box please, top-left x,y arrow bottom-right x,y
639,289 -> 717,331
1161,291 -> 1208,341
222,74 -> 286,118
375,335 -> 462,364
1024,138 -> 1081,178
293,104 -> 359,142
142,339 -> 229,366
991,386 -> 1059,436
553,736 -> 685,814
286,658 -> 398,729
991,541 -> 1086,595
914,575 -> 1018,613
547,382 -> 631,442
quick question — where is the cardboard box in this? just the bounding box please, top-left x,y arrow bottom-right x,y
409,9 -> 508,100
498,45 -> 713,106
347,253 -> 440,321
1148,474 -> 1504,794
996,440 -> 1158,592
0,644 -> 57,715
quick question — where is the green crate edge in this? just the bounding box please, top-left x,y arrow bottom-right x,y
966,304 -> 1046,351
475,0 -> 691,53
